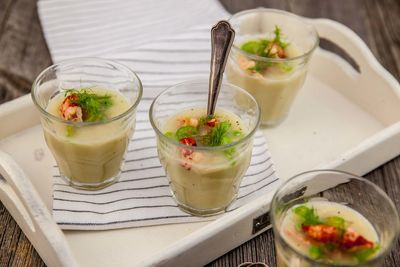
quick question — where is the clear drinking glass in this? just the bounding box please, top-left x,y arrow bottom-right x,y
226,8 -> 319,126
31,58 -> 142,190
271,170 -> 400,267
149,80 -> 260,216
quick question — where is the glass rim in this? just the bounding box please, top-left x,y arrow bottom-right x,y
228,8 -> 320,63
31,57 -> 143,126
270,169 -> 400,266
149,79 -> 261,151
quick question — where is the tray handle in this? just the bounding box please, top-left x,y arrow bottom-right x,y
0,151 -> 78,267
311,18 -> 399,88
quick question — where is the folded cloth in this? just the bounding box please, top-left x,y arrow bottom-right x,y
38,0 -> 281,230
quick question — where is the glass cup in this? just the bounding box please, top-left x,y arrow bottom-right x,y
271,170 -> 400,267
226,8 -> 319,127
31,58 -> 142,190
149,80 -> 260,216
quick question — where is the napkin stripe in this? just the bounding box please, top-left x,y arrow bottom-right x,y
118,58 -> 210,65
245,164 -> 273,177
241,169 -> 275,189
237,177 -> 279,200
57,215 -> 193,227
250,157 -> 272,167
125,155 -> 158,163
54,204 -> 180,215
53,195 -> 174,205
136,70 -> 209,75
53,174 -> 166,185
54,185 -> 170,195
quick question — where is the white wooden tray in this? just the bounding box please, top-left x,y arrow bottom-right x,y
0,19 -> 399,267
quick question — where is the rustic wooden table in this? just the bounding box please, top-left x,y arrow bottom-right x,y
0,0 -> 399,266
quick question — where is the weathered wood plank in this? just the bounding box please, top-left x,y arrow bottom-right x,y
0,0 -> 14,28
0,197 -> 48,266
365,0 -> 400,80
0,0 -> 52,104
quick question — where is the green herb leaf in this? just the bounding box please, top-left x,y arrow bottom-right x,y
248,61 -> 272,72
232,130 -> 242,137
176,126 -> 198,140
293,205 -> 321,226
164,131 -> 176,140
354,243 -> 380,263
323,243 -> 337,252
278,62 -> 293,72
309,245 -> 322,259
325,216 -> 346,234
66,125 -> 75,137
224,147 -> 236,160
241,40 -> 269,55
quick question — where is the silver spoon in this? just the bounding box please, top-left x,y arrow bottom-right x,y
207,20 -> 235,117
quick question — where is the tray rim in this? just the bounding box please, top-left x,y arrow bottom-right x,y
0,18 -> 399,267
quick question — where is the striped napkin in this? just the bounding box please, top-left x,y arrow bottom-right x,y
38,0 -> 281,230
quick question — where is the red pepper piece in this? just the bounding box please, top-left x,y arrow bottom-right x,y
179,137 -> 197,146
206,118 -> 218,127
302,224 -> 340,243
341,230 -> 374,250
179,137 -> 196,170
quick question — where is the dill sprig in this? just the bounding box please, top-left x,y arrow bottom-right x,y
202,121 -> 242,146
65,89 -> 113,122
273,25 -> 288,49
205,121 -> 232,146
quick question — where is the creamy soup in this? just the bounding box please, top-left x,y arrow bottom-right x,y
277,201 -> 380,267
227,27 -> 307,126
157,107 -> 252,214
44,88 -> 133,187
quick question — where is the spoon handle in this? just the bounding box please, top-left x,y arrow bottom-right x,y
207,20 -> 235,116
